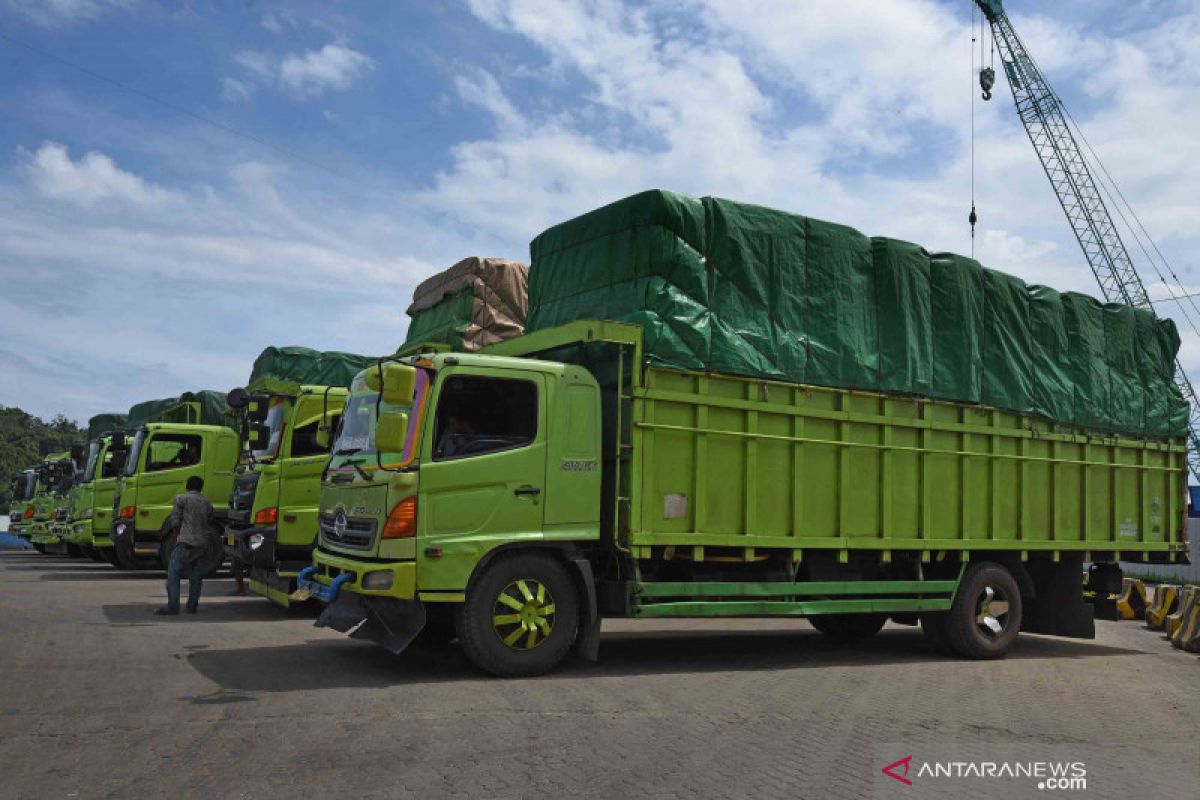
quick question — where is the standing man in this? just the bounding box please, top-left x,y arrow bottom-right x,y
155,475 -> 216,616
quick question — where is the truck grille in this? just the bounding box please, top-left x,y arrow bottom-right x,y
319,513 -> 377,550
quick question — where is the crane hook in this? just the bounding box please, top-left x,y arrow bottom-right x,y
969,204 -> 978,236
979,66 -> 995,101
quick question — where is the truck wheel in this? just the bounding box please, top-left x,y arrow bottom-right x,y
456,553 -> 579,677
32,543 -> 46,554
946,562 -> 1022,659
809,613 -> 887,641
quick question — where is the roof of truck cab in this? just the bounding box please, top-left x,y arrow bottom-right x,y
428,351 -> 573,375
141,422 -> 237,435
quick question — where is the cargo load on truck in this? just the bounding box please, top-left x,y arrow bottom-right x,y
86,413 -> 127,441
125,397 -> 178,429
247,346 -> 377,394
164,390 -> 232,426
527,189 -> 1188,438
401,256 -> 529,352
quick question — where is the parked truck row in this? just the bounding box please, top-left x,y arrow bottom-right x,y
14,192 -> 1191,676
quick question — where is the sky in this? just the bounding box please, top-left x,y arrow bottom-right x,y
1,0 -> 1198,423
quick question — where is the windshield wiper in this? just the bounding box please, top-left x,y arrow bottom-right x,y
343,458 -> 373,482
335,447 -> 361,456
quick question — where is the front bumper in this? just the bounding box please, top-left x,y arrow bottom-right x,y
29,522 -> 61,545
111,521 -> 161,557
306,548 -> 416,602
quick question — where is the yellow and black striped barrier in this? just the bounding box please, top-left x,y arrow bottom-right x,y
1169,586 -> 1200,653
1165,586 -> 1199,639
1145,584 -> 1180,630
1116,578 -> 1149,621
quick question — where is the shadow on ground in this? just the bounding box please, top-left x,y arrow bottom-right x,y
102,594 -> 286,624
186,627 -> 1147,693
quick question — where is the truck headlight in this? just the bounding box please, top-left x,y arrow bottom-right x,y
361,570 -> 393,591
249,533 -> 265,550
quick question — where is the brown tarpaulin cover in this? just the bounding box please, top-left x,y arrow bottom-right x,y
404,256 -> 529,351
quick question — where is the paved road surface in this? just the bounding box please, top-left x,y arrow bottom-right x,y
1,550 -> 1197,799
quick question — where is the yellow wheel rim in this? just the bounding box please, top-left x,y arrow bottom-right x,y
492,578 -> 556,650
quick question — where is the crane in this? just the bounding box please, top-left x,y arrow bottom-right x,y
972,0 -> 1200,479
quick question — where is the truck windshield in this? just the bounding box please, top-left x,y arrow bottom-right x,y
81,441 -> 101,484
254,399 -> 287,460
123,430 -> 147,476
333,389 -> 414,457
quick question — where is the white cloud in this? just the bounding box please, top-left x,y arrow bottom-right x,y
227,44 -> 376,101
220,77 -> 253,104
0,0 -> 134,26
280,44 -> 377,97
19,141 -> 182,208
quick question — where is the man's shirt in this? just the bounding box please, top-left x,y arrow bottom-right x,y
166,490 -> 215,549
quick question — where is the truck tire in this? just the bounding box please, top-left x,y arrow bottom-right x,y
809,613 -> 887,641
456,553 -> 579,677
946,562 -> 1022,659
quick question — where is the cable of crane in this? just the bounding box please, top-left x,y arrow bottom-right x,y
1056,99 -> 1200,330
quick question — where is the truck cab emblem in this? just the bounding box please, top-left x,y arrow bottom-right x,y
333,510 -> 348,538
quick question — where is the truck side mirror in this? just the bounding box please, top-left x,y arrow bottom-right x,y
70,444 -> 85,464
365,363 -> 417,407
315,425 -> 330,449
375,411 -> 409,454
247,395 -> 271,424
110,431 -> 127,451
249,423 -> 271,446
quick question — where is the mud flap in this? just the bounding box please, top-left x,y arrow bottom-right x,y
315,594 -> 427,655
1022,554 -> 1096,639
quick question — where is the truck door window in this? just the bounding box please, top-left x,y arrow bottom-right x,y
145,434 -> 203,472
433,376 -> 537,461
291,413 -> 338,457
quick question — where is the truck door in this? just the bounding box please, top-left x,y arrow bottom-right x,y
277,396 -> 337,549
136,431 -> 205,536
417,370 -> 546,590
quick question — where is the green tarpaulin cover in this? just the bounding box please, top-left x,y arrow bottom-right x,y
86,413 -> 128,440
125,398 -> 178,429
401,257 -> 529,352
161,391 -> 231,426
247,346 -> 376,394
527,190 -> 1187,438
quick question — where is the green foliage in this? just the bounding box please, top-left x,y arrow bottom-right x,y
0,407 -> 84,506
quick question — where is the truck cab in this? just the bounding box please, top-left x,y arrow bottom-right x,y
225,385 -> 349,605
302,350 -> 601,665
8,470 -> 36,541
66,433 -> 129,563
28,455 -> 77,554
111,422 -> 239,569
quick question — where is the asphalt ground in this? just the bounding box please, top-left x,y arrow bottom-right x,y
1,549 -> 1197,799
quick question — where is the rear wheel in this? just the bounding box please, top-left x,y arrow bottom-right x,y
32,543 -> 46,554
456,553 -> 579,677
809,613 -> 888,641
66,543 -> 84,559
946,562 -> 1022,659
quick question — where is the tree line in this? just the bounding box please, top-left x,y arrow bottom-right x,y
0,407 -> 84,506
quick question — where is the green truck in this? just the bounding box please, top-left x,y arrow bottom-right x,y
111,391 -> 239,570
224,347 -> 376,606
297,191 -> 1190,676
8,469 -> 37,541
58,414 -> 130,564
27,452 -> 78,555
